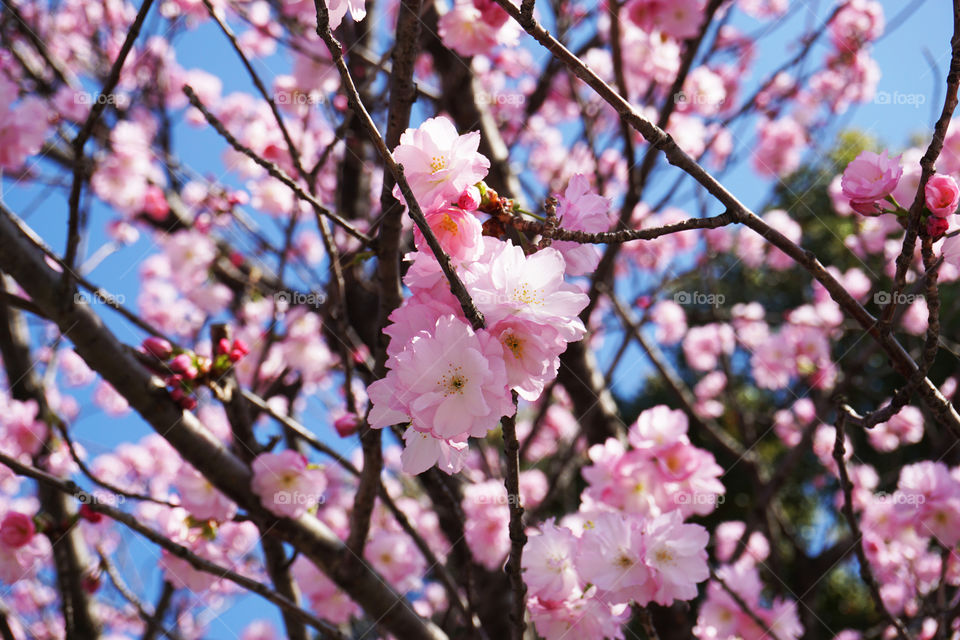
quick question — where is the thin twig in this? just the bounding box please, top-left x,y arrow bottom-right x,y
500,396 -> 527,640
834,408 -> 915,640
181,85 -> 373,247
65,0 -> 157,279
97,548 -> 183,640
312,1 -> 484,330
879,0 -> 960,332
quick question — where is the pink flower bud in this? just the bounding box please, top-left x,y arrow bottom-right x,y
170,387 -> 184,402
925,173 -> 960,217
0,512 -> 35,548
79,504 -> 103,524
927,215 -> 949,239
217,338 -> 232,356
229,339 -> 250,362
142,185 -> 169,221
180,396 -> 198,411
170,354 -> 198,379
334,413 -> 360,437
458,186 -> 481,211
142,336 -> 173,360
228,190 -> 249,206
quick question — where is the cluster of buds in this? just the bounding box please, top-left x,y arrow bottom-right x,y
217,337 -> 250,364
140,335 -> 249,412
923,174 -> 959,239
841,151 -> 960,240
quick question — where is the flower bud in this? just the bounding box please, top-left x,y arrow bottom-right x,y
458,185 -> 481,211
925,173 -> 960,217
142,185 -> 169,221
334,413 -> 360,437
142,336 -> 173,360
927,215 -> 949,239
170,354 -> 198,379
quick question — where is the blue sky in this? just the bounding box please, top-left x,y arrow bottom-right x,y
0,0 -> 948,635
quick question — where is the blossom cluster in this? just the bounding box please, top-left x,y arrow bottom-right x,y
368,116 -> 599,474
519,406 -> 746,640
838,148 -> 960,242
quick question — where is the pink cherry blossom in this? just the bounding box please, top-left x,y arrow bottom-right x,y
174,463 -> 238,522
577,511 -> 653,603
392,116 -> 491,210
925,173 -> 960,217
325,0 -> 366,29
370,314 -> 514,442
414,205 -> 484,261
469,243 -> 589,341
841,150 -> 903,214
0,512 -> 35,549
642,510 -> 709,605
250,450 -> 327,519
523,521 -> 581,600
553,174 -> 613,275
438,0 -> 520,57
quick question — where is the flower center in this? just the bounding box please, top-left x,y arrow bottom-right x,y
512,282 -> 544,306
616,553 -> 633,569
654,548 -> 674,565
504,333 -> 523,358
437,213 -> 459,235
439,365 -> 468,396
430,155 -> 448,173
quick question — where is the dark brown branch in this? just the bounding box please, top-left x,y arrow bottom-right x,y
0,201 -> 447,640
604,288 -> 750,462
879,0 -> 960,333
211,324 -> 308,640
65,0 -> 156,278
142,582 -> 175,640
0,450 -> 348,640
834,408 -> 915,640
500,398 -> 527,640
711,569 -> 784,640
0,276 -> 101,638
512,208 -> 738,245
